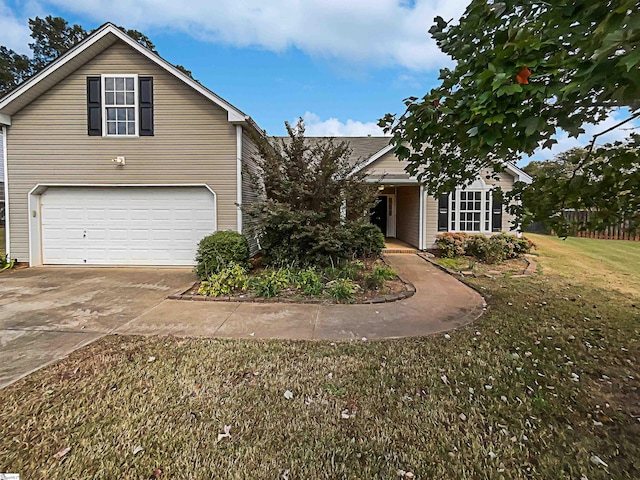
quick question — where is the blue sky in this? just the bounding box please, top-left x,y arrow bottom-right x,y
1,0 -> 637,164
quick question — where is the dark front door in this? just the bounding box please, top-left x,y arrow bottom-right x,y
370,196 -> 387,235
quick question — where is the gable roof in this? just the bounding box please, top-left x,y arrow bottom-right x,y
0,23 -> 249,124
276,135 -> 533,184
275,136 -> 391,168
347,140 -> 533,184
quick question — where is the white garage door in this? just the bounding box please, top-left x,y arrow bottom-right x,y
41,187 -> 216,265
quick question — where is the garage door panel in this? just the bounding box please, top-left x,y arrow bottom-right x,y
40,187 -> 216,266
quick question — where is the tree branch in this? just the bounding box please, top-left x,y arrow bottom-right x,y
560,110 -> 640,211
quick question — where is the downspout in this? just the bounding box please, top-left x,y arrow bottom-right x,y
236,125 -> 243,233
2,125 -> 9,258
418,184 -> 424,250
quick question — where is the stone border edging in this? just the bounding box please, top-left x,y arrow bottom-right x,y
417,252 -> 537,279
167,256 -> 416,304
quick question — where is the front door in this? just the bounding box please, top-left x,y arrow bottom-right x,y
371,196 -> 387,236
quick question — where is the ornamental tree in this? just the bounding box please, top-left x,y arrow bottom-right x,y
380,0 -> 640,232
245,119 -> 383,266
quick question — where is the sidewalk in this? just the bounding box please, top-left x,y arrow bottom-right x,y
115,254 -> 485,340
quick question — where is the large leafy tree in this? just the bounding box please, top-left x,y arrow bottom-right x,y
0,16 -> 185,96
380,0 -> 640,231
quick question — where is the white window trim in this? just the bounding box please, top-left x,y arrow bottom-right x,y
449,183 -> 494,234
101,73 -> 139,138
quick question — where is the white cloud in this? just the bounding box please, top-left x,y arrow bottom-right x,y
524,110 -> 640,164
0,1 -> 32,54
301,112 -> 386,137
39,0 -> 469,70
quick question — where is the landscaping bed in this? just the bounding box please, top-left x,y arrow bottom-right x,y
431,231 -> 536,277
180,257 -> 412,304
434,254 -> 532,277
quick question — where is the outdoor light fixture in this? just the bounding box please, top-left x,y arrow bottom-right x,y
111,156 -> 126,166
378,185 -> 385,191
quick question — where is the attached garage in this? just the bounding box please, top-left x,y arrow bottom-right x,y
32,186 -> 216,266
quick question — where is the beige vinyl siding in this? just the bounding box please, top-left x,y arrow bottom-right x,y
6,41 -> 237,262
491,171 -> 518,233
241,129 -> 262,254
363,151 -> 413,177
424,195 -> 440,249
396,186 -> 419,248
422,170 -> 518,249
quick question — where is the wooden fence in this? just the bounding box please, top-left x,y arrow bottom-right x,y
561,210 -> 639,241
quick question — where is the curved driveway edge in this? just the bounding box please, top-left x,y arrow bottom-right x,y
116,254 -> 486,340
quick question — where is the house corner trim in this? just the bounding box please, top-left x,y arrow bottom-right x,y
236,125 -> 243,234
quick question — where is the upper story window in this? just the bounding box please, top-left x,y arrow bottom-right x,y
103,75 -> 138,137
86,74 -> 153,137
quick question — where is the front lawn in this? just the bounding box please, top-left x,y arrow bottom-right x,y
1,236 -> 638,478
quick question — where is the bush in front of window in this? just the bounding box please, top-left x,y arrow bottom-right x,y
195,231 -> 250,280
435,232 -> 468,258
436,232 -> 534,263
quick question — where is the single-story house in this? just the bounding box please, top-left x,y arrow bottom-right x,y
0,23 -> 531,267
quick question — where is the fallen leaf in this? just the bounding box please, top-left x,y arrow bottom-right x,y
284,390 -> 294,400
154,469 -> 163,477
53,446 -> 71,458
217,425 -> 232,442
133,445 -> 143,455
459,413 -> 467,421
590,455 -> 608,468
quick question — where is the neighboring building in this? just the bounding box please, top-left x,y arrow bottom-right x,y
0,23 -> 531,267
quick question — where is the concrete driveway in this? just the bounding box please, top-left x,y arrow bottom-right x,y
0,267 -> 195,388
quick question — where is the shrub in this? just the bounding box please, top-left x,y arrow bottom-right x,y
1,255 -> 15,271
255,207 -> 385,268
435,232 -> 468,258
325,278 -> 360,302
364,264 -> 397,289
437,232 -> 534,263
249,268 -> 291,298
465,234 -> 488,259
198,263 -> 248,296
337,259 -> 366,280
343,222 -> 385,258
195,231 -> 250,280
467,233 -> 534,264
294,267 -> 323,296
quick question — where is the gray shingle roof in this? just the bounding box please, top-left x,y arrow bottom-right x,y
274,136 -> 391,166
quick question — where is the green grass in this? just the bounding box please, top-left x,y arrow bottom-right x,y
527,233 -> 640,298
0,236 -> 639,478
0,227 -> 5,256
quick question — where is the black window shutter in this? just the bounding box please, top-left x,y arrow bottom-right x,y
437,194 -> 449,232
139,76 -> 154,136
86,76 -> 102,136
491,194 -> 503,232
